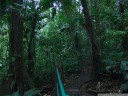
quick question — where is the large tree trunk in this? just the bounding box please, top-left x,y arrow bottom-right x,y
9,0 -> 24,94
80,0 -> 101,79
9,0 -> 35,95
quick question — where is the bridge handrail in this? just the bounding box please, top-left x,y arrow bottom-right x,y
56,66 -> 69,96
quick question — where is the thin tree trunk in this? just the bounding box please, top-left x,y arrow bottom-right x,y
27,10 -> 37,77
93,0 -> 102,61
80,0 -> 101,79
118,0 -> 125,30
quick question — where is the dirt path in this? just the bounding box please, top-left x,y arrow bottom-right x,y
65,64 -> 95,96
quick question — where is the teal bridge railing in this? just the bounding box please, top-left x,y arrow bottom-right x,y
56,66 -> 69,96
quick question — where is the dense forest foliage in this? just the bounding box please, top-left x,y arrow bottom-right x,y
0,0 -> 128,95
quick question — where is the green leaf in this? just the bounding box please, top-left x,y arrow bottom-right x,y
11,91 -> 20,96
120,83 -> 128,92
24,88 -> 41,96
120,61 -> 128,71
11,57 -> 15,62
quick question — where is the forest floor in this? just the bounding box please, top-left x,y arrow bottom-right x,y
64,73 -> 123,96
43,74 -> 122,96
66,73 -> 122,91
42,72 -> 124,96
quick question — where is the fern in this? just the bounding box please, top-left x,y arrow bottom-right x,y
120,83 -> 128,92
24,88 -> 41,96
11,88 -> 41,96
11,91 -> 20,96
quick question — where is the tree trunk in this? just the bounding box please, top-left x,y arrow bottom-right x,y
9,0 -> 24,95
27,8 -> 37,77
9,0 -> 35,95
122,34 -> 128,55
118,0 -> 127,56
80,0 -> 101,79
118,0 -> 125,30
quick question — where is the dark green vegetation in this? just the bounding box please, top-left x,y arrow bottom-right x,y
0,0 -> 128,95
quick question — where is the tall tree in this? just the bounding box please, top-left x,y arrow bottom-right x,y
118,0 -> 125,30
80,0 -> 101,79
118,0 -> 128,56
9,0 -> 35,95
27,0 -> 38,77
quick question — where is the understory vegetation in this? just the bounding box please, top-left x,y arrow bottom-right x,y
0,0 -> 128,95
